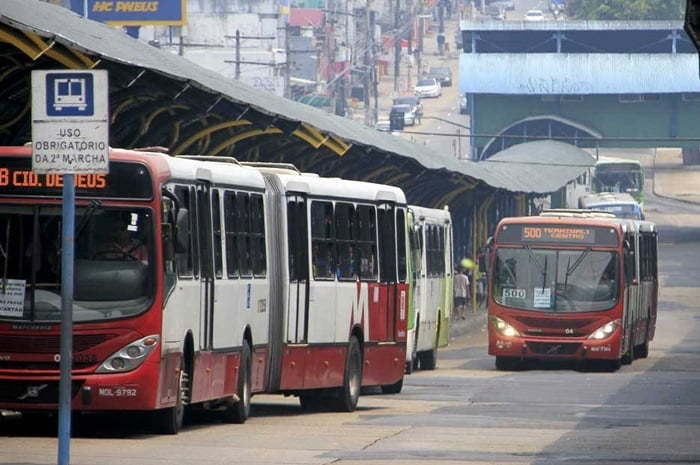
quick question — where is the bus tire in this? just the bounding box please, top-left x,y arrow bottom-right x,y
635,341 -> 649,359
419,348 -> 437,370
299,392 -> 323,411
606,358 -> 622,371
621,332 -> 634,365
222,342 -> 252,424
495,356 -> 520,371
332,336 -> 362,412
380,377 -> 404,394
153,357 -> 190,434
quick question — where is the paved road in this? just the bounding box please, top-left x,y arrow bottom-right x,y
1,166 -> 698,465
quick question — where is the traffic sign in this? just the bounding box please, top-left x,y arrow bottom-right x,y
31,70 -> 109,174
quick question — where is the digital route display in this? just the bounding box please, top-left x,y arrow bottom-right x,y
497,224 -> 619,247
0,157 -> 152,199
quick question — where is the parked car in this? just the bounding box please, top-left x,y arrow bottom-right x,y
524,9 -> 545,21
393,95 -> 423,123
485,5 -> 504,20
428,66 -> 453,87
459,94 -> 468,114
375,119 -> 391,132
414,77 -> 442,98
390,104 -> 418,126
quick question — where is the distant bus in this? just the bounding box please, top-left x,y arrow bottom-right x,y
579,192 -> 644,220
593,157 -> 644,204
0,148 -> 407,434
487,210 -> 658,371
405,206 -> 453,374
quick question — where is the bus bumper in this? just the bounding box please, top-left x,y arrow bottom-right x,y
488,332 -> 621,361
0,360 -> 161,412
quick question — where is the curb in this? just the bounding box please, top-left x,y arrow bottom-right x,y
651,157 -> 700,207
449,308 -> 487,340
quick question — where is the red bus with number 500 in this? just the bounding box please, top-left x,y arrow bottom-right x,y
486,210 -> 658,371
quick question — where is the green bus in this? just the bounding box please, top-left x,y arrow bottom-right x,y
405,206 -> 453,373
592,156 -> 645,204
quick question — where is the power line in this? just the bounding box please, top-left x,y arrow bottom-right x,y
397,130 -> 700,143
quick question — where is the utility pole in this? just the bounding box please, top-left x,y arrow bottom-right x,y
417,15 -> 424,76
407,0 -> 413,93
364,1 -> 372,126
394,0 -> 400,93
284,22 -> 291,98
235,29 -> 241,79
370,8 -> 378,124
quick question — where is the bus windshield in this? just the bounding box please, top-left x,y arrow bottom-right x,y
493,247 -> 618,313
0,205 -> 154,323
594,165 -> 643,194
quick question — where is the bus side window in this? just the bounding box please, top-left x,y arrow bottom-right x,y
357,204 -> 377,281
311,201 -> 335,279
251,194 -> 266,278
224,191 -> 239,279
624,235 -> 636,284
396,209 -> 407,283
174,185 -> 194,278
212,189 -> 223,279
236,192 -> 252,278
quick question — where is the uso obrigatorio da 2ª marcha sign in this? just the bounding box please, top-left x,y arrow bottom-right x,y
70,0 -> 186,25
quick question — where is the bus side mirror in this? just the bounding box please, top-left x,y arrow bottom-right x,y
175,208 -> 190,254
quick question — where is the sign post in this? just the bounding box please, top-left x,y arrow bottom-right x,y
31,70 -> 109,465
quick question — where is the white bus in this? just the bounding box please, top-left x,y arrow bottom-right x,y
405,206 -> 453,372
0,149 -> 407,434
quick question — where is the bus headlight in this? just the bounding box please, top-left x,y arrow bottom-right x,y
96,335 -> 160,373
490,316 -> 521,337
588,320 -> 619,340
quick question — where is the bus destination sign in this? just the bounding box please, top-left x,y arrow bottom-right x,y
522,226 -> 595,243
498,224 -> 618,247
0,157 -> 152,199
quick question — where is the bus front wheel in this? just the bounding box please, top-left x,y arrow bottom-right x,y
153,357 -> 190,434
332,336 -> 362,412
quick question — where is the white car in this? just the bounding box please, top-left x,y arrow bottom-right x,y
414,78 -> 441,98
524,9 -> 545,21
375,119 -> 391,132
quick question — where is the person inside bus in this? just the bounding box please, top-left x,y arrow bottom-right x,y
94,214 -> 148,262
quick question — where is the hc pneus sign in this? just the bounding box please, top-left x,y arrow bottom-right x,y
31,70 -> 109,174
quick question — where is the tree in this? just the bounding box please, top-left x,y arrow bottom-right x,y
566,0 -> 685,20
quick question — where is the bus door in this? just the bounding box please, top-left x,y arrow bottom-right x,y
394,208 -> 408,341
623,230 -> 639,352
286,195 -> 309,343
196,182 -> 215,352
375,203 -> 397,341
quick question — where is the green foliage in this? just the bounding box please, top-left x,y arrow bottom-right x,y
566,0 -> 685,20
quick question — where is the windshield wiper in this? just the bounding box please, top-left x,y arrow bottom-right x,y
75,199 -> 102,240
566,247 -> 592,278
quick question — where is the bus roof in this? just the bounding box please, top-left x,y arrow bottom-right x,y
595,156 -> 643,168
264,171 -> 407,204
579,192 -> 639,208
409,205 -> 451,223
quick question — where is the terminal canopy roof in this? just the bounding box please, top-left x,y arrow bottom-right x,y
0,0 -> 590,205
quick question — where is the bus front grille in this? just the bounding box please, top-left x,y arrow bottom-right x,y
0,334 -> 115,354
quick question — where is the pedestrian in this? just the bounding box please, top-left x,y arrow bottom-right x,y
454,266 -> 470,320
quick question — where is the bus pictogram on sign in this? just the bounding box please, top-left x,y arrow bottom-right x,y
46,73 -> 94,117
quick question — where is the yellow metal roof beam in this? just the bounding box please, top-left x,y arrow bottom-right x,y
173,120 -> 253,155
23,32 -> 89,69
211,128 -> 283,156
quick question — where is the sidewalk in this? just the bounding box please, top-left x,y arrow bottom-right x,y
653,148 -> 700,205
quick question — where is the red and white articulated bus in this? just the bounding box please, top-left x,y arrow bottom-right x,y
0,148 -> 407,434
487,210 -> 658,371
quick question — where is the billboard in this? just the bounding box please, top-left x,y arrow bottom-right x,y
70,0 -> 186,26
